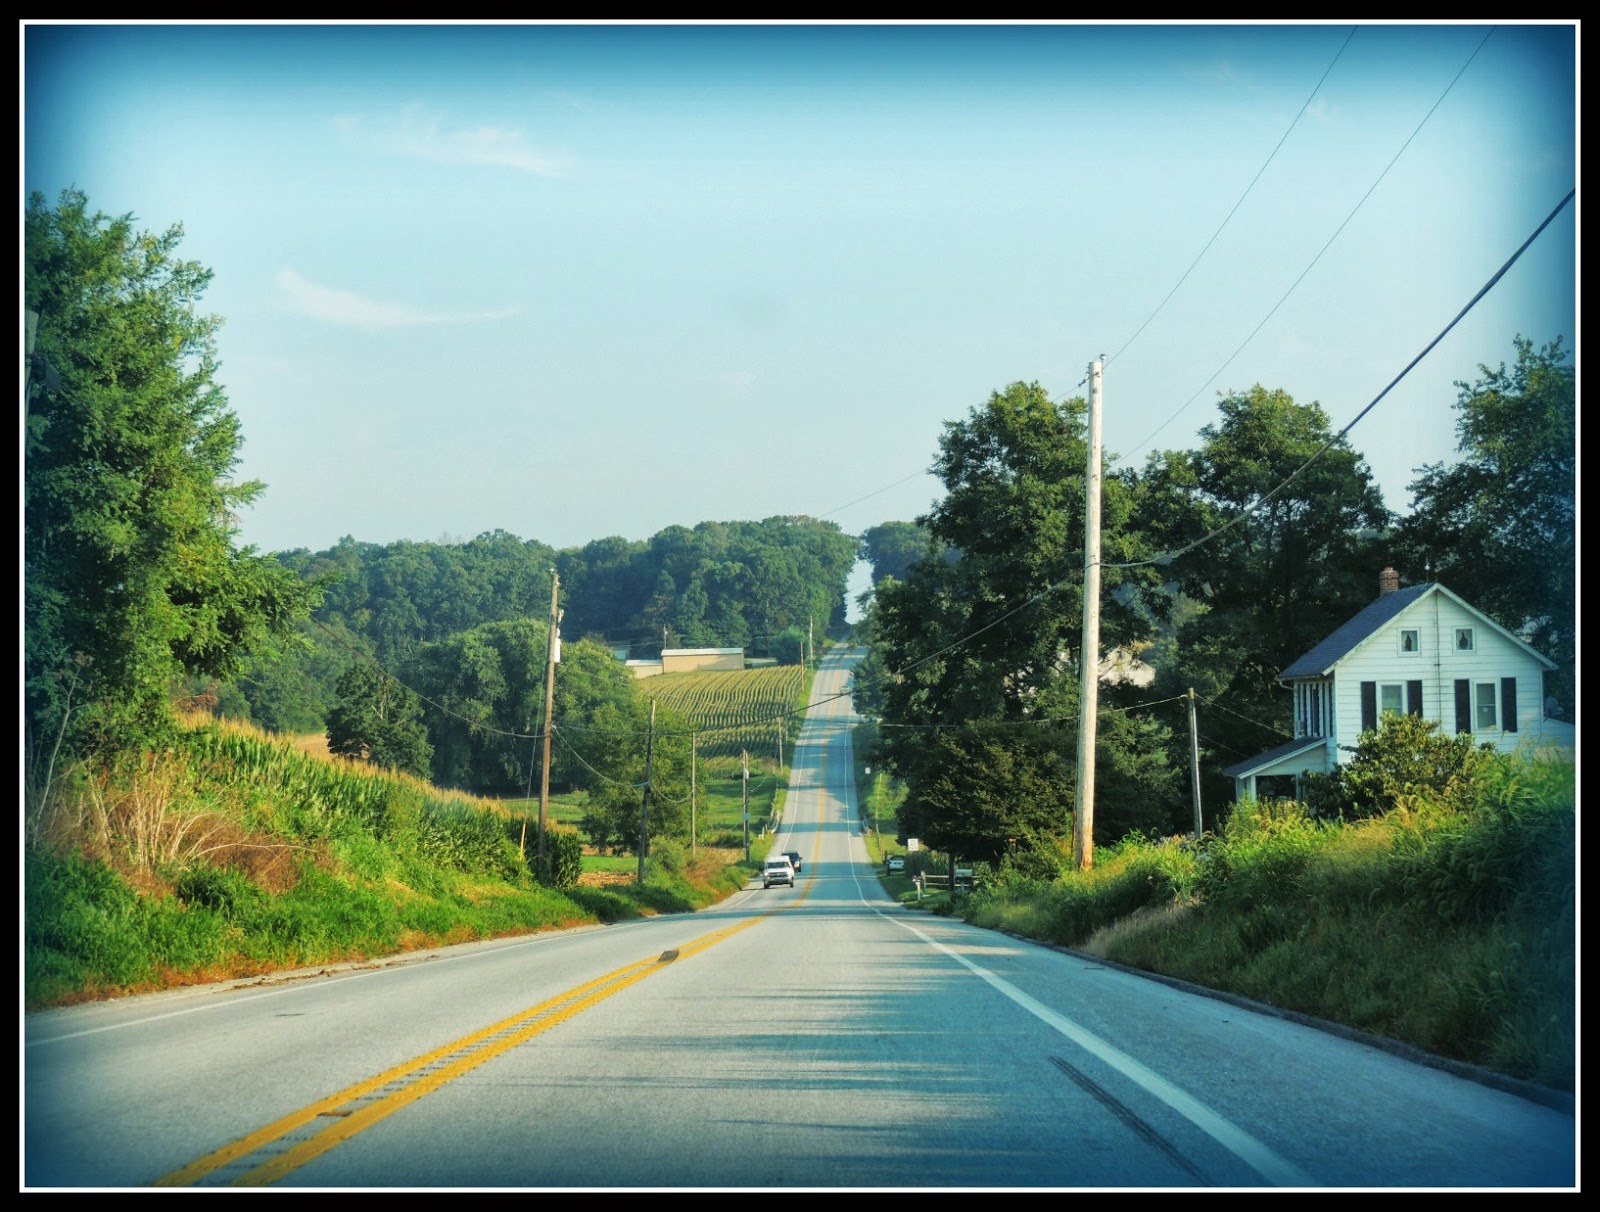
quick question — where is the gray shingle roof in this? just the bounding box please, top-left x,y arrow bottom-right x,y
1279,583 -> 1435,679
1221,736 -> 1329,779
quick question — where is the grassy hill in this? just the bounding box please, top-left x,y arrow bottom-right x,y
23,716 -> 759,1010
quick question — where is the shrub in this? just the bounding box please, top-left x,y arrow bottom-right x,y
645,836 -> 689,878
537,828 -> 584,890
1302,713 -> 1485,820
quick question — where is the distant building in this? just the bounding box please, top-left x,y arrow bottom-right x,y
625,647 -> 745,680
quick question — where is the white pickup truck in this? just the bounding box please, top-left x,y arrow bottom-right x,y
761,857 -> 795,888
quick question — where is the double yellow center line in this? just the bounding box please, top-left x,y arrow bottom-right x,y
154,910 -> 776,1187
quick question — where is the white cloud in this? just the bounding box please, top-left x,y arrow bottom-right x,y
275,268 -> 520,332
342,104 -> 567,176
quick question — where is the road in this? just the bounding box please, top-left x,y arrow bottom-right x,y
24,647 -> 1577,1190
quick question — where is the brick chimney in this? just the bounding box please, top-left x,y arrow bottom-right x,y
1378,567 -> 1400,597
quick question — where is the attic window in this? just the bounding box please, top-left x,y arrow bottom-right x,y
1455,628 -> 1475,652
1400,628 -> 1420,654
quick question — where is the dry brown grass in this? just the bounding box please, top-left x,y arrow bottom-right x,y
30,749 -> 311,892
291,732 -> 334,761
1077,898 -> 1199,958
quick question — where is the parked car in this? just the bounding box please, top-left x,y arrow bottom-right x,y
762,858 -> 795,888
886,855 -> 905,873
782,850 -> 803,874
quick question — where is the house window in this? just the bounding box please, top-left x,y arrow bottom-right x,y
1380,684 -> 1405,717
1400,628 -> 1420,654
1455,627 -> 1475,652
1295,681 -> 1324,736
1475,682 -> 1498,729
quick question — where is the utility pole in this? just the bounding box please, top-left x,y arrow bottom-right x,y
690,730 -> 698,858
742,749 -> 750,862
808,616 -> 814,668
637,698 -> 656,885
1074,357 -> 1104,872
1188,687 -> 1204,837
537,571 -> 560,868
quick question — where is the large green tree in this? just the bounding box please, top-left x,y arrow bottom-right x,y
865,381 -> 1176,855
859,520 -> 930,586
405,618 -> 548,794
24,188 -> 313,768
1393,336 -> 1575,709
325,662 -> 433,778
575,698 -> 694,856
1138,385 -> 1391,750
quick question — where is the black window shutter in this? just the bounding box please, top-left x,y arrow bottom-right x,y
1502,677 -> 1518,732
1455,679 -> 1471,734
1407,680 -> 1423,716
1361,681 -> 1377,733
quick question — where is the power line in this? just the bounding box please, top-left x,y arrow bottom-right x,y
1102,186 -> 1575,575
1119,26 -> 1497,463
844,185 -> 1573,707
1104,25 -> 1360,376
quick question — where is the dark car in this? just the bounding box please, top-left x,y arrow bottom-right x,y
782,850 -> 803,874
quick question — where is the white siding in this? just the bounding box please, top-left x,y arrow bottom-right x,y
1326,591 -> 1549,759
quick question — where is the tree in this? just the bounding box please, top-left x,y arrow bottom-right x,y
576,699 -> 693,856
865,382 -> 1174,857
25,188 -> 314,766
325,663 -> 433,778
1139,385 -> 1391,746
1394,336 -> 1575,709
771,626 -> 807,666
893,723 -> 1073,864
405,619 -> 546,793
860,521 -> 930,586
1301,713 -> 1487,821
548,637 -> 647,792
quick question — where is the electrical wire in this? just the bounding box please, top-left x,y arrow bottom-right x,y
1120,26 -> 1497,461
1103,26 -> 1360,376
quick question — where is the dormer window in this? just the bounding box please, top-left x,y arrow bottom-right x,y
1455,627 -> 1475,652
1400,628 -> 1420,654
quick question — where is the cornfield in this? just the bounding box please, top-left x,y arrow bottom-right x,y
642,664 -> 810,761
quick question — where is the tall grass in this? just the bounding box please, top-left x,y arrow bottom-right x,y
960,753 -> 1575,1090
22,716 -> 743,1009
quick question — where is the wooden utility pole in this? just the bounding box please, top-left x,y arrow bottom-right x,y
690,730 -> 698,858
636,699 -> 656,885
742,749 -> 751,862
537,571 -> 560,867
1074,357 -> 1104,871
1188,687 -> 1204,837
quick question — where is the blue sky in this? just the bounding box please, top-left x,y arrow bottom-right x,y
23,22 -> 1578,610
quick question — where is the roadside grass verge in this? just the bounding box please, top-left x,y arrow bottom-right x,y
23,717 -> 766,1009
956,758 -> 1575,1091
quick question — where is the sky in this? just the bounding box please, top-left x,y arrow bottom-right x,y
22,21 -> 1578,618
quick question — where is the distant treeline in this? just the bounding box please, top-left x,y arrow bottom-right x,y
206,517 -> 859,737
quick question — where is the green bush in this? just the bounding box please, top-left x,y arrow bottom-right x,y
645,836 -> 689,878
175,864 -> 263,917
1302,714 -> 1485,820
537,828 -> 584,890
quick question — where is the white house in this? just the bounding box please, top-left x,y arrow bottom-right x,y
1223,568 -> 1570,801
